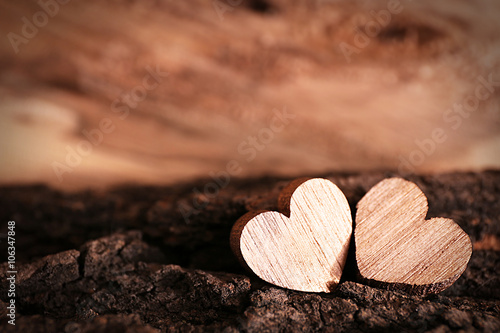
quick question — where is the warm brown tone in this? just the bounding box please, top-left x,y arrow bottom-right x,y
355,177 -> 473,295
1,0 -> 499,190
230,178 -> 352,292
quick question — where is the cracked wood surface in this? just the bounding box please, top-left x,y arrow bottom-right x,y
0,171 -> 499,332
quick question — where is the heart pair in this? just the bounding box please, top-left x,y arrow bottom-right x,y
230,178 -> 472,295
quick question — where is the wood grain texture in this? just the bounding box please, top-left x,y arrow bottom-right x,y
230,178 -> 352,292
1,1 -> 500,190
355,177 -> 472,295
0,171 -> 499,332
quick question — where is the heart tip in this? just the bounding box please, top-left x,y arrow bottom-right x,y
326,280 -> 340,293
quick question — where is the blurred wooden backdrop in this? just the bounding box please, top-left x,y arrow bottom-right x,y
0,0 -> 499,190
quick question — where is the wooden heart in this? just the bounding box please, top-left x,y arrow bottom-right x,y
230,178 -> 352,292
355,178 -> 472,295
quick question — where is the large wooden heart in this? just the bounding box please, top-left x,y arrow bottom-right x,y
230,178 -> 352,292
355,178 -> 472,295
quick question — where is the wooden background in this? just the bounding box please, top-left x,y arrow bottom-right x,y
0,0 -> 499,190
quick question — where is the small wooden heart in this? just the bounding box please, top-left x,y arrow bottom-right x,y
230,178 -> 352,292
355,178 -> 472,295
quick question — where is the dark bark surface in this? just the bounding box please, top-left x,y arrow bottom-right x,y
0,171 -> 499,332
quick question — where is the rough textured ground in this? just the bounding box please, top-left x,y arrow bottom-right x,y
0,171 -> 499,332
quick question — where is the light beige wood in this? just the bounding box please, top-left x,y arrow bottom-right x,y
230,178 -> 352,293
355,178 -> 472,295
